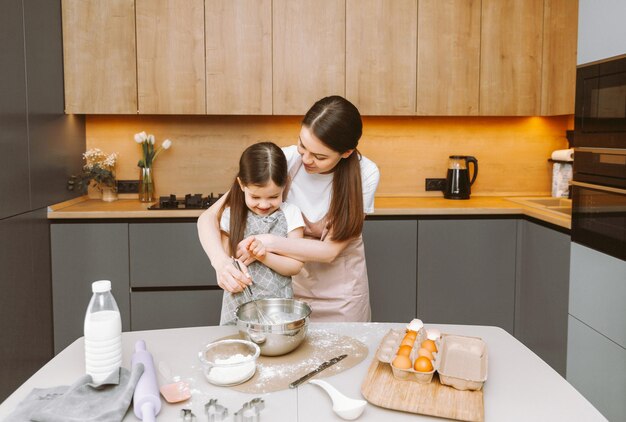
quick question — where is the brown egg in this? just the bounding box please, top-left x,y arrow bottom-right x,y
421,339 -> 438,353
414,356 -> 434,372
400,336 -> 414,347
404,330 -> 418,340
392,355 -> 413,370
417,347 -> 434,360
397,345 -> 412,357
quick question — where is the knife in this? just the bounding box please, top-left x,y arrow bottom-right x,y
289,354 -> 347,388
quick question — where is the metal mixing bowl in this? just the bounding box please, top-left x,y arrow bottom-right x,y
236,298 -> 311,356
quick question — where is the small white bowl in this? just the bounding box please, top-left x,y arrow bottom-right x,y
198,339 -> 260,386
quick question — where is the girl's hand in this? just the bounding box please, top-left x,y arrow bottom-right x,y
239,236 -> 268,260
247,237 -> 267,259
236,237 -> 256,266
216,257 -> 250,293
236,247 -> 256,267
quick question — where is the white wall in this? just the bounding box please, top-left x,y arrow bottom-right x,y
578,0 -> 626,64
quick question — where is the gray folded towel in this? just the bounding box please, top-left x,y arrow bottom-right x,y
5,364 -> 144,422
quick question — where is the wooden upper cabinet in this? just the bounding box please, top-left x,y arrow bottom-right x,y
347,0 -> 417,116
62,0 -> 137,114
480,0 -> 543,116
541,0 -> 578,116
417,0 -> 481,116
136,0 -> 205,114
273,0 -> 345,115
205,0 -> 272,115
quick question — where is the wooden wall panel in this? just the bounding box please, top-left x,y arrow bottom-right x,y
85,115 -> 571,197
480,0 -> 544,116
205,0 -> 272,114
62,0 -> 137,114
541,0 -> 578,116
417,0 -> 481,115
136,0 -> 205,114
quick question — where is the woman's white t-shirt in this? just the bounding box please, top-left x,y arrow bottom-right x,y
219,202 -> 305,234
282,145 -> 380,223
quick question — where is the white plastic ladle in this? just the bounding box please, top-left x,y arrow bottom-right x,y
309,379 -> 367,420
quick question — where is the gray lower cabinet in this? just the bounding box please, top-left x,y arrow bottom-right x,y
567,316 -> 626,422
51,223 -> 131,353
417,219 -> 517,334
131,290 -> 224,331
363,219 -> 417,322
567,243 -> 626,422
515,220 -> 570,377
129,222 -> 221,328
129,222 -> 216,287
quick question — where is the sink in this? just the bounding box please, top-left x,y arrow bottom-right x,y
520,198 -> 572,207
507,197 -> 572,217
545,206 -> 572,216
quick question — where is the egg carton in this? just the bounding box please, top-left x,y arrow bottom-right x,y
436,334 -> 488,391
375,328 -> 441,384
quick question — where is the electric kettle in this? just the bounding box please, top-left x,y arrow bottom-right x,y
444,156 -> 478,200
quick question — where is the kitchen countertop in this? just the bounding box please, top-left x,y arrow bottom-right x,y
48,195 -> 571,229
0,323 -> 604,421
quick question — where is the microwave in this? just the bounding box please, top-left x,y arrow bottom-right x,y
573,54 -> 626,149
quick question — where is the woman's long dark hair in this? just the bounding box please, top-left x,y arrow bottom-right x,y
302,95 -> 364,241
220,142 -> 288,256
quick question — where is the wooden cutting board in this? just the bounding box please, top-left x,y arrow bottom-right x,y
361,358 -> 484,422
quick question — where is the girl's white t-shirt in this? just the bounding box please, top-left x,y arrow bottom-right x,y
282,145 -> 380,223
220,202 -> 305,234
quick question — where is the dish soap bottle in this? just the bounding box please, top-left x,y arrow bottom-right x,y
84,280 -> 122,383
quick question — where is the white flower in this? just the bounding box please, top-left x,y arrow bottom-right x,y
134,131 -> 147,143
162,139 -> 172,150
148,134 -> 155,145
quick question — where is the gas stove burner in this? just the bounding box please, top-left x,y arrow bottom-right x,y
159,194 -> 179,209
148,193 -> 223,210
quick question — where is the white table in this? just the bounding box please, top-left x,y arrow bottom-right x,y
0,323 -> 606,421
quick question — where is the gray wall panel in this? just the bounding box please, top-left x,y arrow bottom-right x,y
0,0 -> 30,218
0,210 -> 53,400
23,0 -> 85,209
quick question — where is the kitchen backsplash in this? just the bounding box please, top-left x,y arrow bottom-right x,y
86,115 -> 572,197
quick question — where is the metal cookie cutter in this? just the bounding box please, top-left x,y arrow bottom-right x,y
180,408 -> 197,421
233,397 -> 265,422
204,398 -> 228,422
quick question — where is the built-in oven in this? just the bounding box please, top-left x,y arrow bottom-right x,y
574,54 -> 626,148
571,148 -> 626,261
572,54 -> 626,261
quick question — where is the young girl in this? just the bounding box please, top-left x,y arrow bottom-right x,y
217,142 -> 305,325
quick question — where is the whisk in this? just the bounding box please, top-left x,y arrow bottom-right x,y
232,258 -> 275,325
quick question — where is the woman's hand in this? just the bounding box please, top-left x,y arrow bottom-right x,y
215,256 -> 251,293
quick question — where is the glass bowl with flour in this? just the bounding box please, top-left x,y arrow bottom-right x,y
198,339 -> 260,386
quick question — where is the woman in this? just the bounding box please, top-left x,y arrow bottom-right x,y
197,95 -> 380,321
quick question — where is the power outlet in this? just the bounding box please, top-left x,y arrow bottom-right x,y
425,178 -> 446,191
117,180 -> 139,194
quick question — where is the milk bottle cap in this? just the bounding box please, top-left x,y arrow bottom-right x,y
92,280 -> 112,293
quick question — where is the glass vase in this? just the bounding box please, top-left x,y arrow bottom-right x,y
138,166 -> 155,202
101,186 -> 118,202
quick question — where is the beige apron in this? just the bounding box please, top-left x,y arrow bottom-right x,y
288,160 -> 371,322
